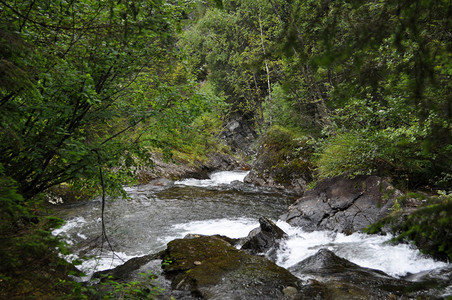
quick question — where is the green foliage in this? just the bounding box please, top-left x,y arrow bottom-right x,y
316,111 -> 451,187
181,0 -> 451,189
269,83 -> 319,133
0,0 -> 208,200
0,175 -> 75,297
394,193 -> 452,261
316,131 -> 378,179
180,0 -> 283,125
94,272 -> 164,299
257,125 -> 314,185
0,1 -> 218,297
57,272 -> 165,299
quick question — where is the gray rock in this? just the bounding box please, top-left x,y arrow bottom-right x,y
220,116 -> 257,157
239,216 -> 288,260
288,249 -> 448,299
282,175 -> 401,233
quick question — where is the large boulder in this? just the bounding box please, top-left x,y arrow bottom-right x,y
282,175 -> 402,233
244,126 -> 313,192
288,249 -> 415,299
239,217 -> 288,260
161,235 -> 306,299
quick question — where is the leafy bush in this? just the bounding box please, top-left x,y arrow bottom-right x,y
316,131 -> 379,179
316,116 -> 451,188
93,272 -> 165,299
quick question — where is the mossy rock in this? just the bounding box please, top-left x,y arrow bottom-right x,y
245,126 -> 314,190
162,235 -> 304,299
366,194 -> 452,262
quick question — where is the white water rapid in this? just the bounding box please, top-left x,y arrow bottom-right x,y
174,170 -> 250,187
52,171 -> 449,290
169,217 -> 447,278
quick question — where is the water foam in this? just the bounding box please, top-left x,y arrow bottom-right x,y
52,216 -> 87,245
275,221 -> 448,277
175,170 -> 249,187
172,217 -> 258,238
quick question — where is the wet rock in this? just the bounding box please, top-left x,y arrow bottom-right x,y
402,266 -> 452,298
239,217 -> 288,260
282,175 -> 402,233
288,249 -> 414,299
93,252 -> 163,282
148,178 -> 174,187
162,235 -> 305,299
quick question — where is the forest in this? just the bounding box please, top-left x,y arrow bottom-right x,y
0,0 -> 451,298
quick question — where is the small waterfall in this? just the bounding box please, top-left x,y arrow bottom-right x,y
174,170 -> 249,187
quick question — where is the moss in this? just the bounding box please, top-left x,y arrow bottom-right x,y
273,159 -> 313,185
162,236 -> 301,297
366,193 -> 452,261
252,125 -> 314,187
162,236 -> 244,288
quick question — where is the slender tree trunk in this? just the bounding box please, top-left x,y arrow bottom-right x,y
258,7 -> 272,126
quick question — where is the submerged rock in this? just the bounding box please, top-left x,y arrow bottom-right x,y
162,235 -> 305,299
239,216 -> 288,260
282,175 -> 401,233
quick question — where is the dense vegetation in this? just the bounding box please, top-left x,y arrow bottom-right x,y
182,0 -> 451,190
0,0 -> 222,297
0,0 -> 450,297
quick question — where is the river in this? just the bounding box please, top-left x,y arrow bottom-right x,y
52,171 -> 450,296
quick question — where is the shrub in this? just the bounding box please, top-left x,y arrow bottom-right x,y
316,131 -> 378,179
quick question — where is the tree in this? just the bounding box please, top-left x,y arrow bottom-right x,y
0,0 -> 207,199
180,0 -> 283,127
274,0 -> 451,188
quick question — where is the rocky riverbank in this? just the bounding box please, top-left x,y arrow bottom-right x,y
135,151 -> 249,184
92,217 -> 451,299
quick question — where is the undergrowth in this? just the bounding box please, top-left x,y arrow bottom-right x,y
366,191 -> 452,262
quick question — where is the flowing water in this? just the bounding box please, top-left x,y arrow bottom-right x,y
52,171 -> 450,294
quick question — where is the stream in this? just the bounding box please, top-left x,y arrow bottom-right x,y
52,171 -> 451,297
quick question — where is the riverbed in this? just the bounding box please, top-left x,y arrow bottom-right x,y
52,171 -> 450,297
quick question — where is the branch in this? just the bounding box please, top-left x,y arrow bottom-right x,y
0,0 -> 109,31
96,150 -> 125,265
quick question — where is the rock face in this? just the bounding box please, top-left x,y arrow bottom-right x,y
220,116 -> 257,157
162,235 -> 304,299
239,217 -> 288,260
288,249 -> 416,299
282,175 -> 402,233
